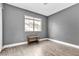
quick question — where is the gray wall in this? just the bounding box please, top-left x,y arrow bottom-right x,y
3,4 -> 48,45
48,3 -> 79,45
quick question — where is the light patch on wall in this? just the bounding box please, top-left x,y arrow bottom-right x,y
53,22 -> 59,38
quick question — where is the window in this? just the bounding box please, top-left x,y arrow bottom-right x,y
25,15 -> 42,31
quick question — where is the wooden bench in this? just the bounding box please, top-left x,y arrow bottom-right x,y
27,35 -> 39,44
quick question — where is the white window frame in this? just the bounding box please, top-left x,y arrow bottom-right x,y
24,15 -> 42,32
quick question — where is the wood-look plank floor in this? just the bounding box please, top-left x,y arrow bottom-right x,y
0,40 -> 79,56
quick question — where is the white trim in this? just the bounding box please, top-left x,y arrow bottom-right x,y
3,38 -> 79,50
0,3 -> 3,51
48,38 -> 79,49
0,48 -> 2,52
3,42 -> 28,49
3,38 -> 47,49
39,38 -> 48,41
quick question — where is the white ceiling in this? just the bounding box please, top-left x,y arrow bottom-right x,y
8,3 -> 76,16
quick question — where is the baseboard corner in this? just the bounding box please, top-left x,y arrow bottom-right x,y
48,39 -> 79,49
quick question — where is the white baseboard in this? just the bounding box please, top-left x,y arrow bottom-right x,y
39,38 -> 48,41
3,38 -> 79,50
3,42 -> 28,49
3,38 -> 47,49
48,38 -> 79,49
0,48 -> 2,52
